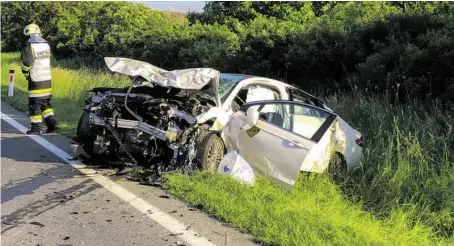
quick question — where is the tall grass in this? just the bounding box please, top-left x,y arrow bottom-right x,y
165,172 -> 451,245
329,91 -> 454,237
1,52 -> 453,244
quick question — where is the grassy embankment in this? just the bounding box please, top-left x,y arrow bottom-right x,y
2,52 -> 453,245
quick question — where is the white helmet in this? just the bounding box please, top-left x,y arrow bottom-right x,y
23,24 -> 41,36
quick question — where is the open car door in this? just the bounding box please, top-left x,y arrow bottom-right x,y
225,101 -> 337,187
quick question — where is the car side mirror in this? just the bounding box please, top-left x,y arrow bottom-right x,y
246,107 -> 259,126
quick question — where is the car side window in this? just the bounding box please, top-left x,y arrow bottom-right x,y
257,102 -> 331,140
231,88 -> 248,112
287,104 -> 331,139
290,89 -> 324,109
246,85 -> 280,103
231,85 -> 280,112
258,103 -> 285,128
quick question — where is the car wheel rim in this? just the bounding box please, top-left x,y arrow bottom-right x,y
207,140 -> 223,172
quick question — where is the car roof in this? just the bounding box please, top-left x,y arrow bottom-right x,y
220,73 -> 288,86
220,73 -> 255,79
220,73 -> 318,100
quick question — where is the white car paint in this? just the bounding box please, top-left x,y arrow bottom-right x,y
100,58 -> 363,186
222,102 -> 363,187
212,74 -> 363,187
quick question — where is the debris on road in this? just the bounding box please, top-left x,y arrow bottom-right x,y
63,236 -> 70,240
159,195 -> 170,199
29,222 -> 45,227
175,240 -> 187,246
188,204 -> 203,211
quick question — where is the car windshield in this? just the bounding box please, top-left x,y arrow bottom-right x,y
219,74 -> 249,103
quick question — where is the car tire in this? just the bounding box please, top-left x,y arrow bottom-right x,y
76,111 -> 91,138
75,111 -> 96,157
327,153 -> 347,184
196,133 -> 225,172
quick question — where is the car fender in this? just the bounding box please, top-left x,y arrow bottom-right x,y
196,107 -> 231,131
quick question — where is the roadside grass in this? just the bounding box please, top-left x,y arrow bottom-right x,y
328,91 -> 454,238
164,172 -> 445,245
1,53 -> 129,135
2,52 -> 454,245
164,91 -> 454,245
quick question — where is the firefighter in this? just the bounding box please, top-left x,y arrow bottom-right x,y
21,23 -> 58,135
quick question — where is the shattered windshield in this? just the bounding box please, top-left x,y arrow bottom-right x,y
219,74 -> 249,103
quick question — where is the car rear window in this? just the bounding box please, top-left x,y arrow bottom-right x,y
289,88 -> 324,108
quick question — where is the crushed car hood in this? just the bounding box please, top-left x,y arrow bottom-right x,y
104,57 -> 221,106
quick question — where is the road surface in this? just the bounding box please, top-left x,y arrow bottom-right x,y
1,103 -> 256,246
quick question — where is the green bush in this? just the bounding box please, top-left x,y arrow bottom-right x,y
2,1 -> 453,104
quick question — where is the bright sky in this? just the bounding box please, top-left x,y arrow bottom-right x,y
134,1 -> 206,13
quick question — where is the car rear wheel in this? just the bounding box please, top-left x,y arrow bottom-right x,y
328,153 -> 347,184
196,133 -> 225,172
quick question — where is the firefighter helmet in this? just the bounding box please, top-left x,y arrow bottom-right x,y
23,24 -> 42,36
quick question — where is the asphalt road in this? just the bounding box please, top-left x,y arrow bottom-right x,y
1,103 -> 256,246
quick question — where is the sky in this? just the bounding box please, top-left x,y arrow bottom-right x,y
134,1 -> 206,13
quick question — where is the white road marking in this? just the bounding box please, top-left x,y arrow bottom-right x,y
1,112 -> 216,246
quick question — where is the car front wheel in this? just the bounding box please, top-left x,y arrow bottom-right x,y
196,133 -> 225,172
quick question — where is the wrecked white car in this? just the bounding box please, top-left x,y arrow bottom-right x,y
73,57 -> 363,184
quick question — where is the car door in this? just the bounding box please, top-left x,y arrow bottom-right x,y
234,101 -> 337,187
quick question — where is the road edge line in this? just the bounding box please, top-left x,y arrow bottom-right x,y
1,112 -> 216,246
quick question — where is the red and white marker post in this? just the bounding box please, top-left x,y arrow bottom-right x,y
8,69 -> 14,97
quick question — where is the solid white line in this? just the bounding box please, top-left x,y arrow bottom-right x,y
1,112 -> 216,246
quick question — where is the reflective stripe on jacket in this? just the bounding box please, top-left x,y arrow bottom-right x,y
29,42 -> 52,82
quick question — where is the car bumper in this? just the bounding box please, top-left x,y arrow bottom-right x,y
345,145 -> 363,171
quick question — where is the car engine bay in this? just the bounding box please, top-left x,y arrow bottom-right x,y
73,83 -> 223,182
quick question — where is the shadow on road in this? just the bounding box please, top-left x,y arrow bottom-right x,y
1,130 -> 103,233
1,135 -> 67,164
1,179 -> 101,234
1,165 -> 74,204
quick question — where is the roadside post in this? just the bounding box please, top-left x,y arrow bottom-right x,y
8,69 -> 14,97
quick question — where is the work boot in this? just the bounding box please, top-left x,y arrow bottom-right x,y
44,115 -> 58,134
26,123 -> 42,135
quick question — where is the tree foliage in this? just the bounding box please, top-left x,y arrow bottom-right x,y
1,1 -> 453,104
